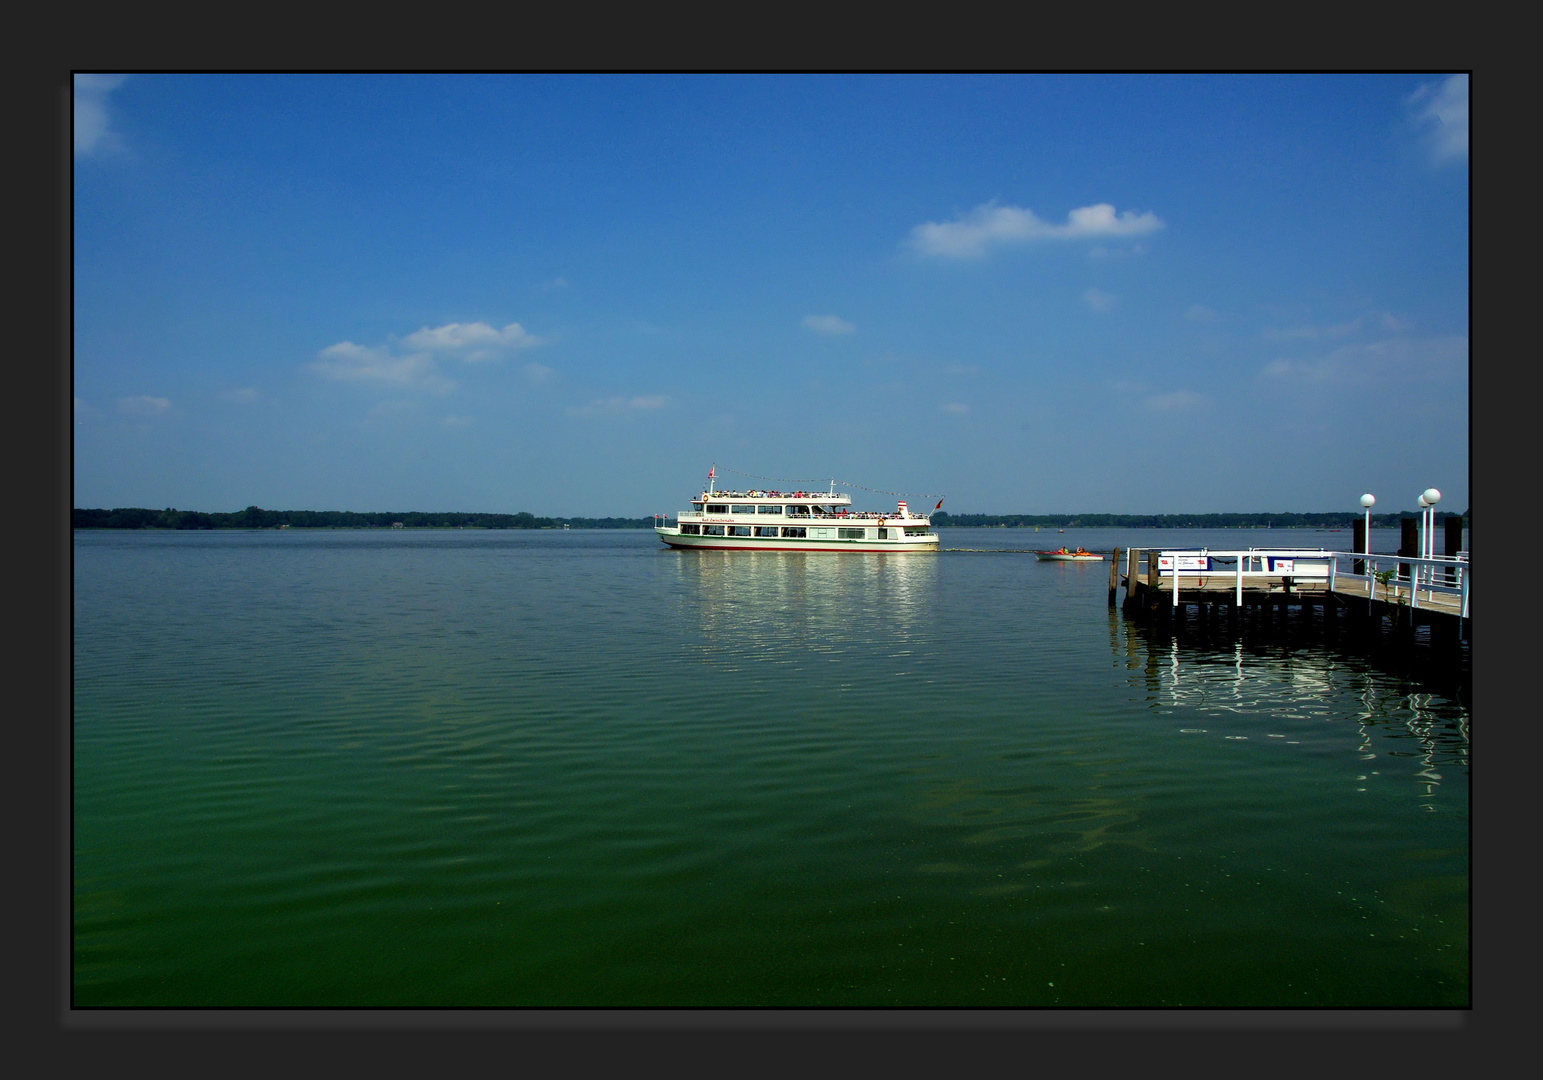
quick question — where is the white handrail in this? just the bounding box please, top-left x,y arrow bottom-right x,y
1147,547 -> 1468,613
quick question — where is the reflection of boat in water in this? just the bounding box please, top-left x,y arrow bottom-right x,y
1035,547 -> 1104,561
656,468 -> 941,552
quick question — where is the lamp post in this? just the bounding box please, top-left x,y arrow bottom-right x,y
1359,494 -> 1375,555
1422,488 -> 1441,558
1417,494 -> 1429,565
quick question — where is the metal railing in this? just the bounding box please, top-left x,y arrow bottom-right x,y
1141,548 -> 1469,619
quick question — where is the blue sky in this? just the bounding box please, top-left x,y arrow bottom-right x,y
72,74 -> 1469,517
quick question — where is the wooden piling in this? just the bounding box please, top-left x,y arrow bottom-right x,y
1123,548 -> 1141,614
1146,550 -> 1162,617
1445,515 -> 1464,585
1352,518 -> 1366,576
1399,518 -> 1418,581
1108,547 -> 1121,606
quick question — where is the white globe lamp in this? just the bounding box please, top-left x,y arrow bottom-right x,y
1421,488 -> 1441,558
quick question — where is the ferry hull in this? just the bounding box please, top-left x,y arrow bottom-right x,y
656,527 -> 938,553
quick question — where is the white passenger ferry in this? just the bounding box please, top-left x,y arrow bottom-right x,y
656,471 -> 940,552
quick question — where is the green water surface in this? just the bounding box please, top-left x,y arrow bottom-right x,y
73,528 -> 1468,1006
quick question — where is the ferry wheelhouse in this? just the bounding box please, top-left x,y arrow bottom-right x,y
656,475 -> 940,552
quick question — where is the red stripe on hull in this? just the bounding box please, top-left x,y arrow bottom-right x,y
660,542 -> 934,552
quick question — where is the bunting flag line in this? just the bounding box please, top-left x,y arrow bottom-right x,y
712,465 -> 944,502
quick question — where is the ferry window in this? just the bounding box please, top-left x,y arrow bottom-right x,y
754,526 -> 779,538
905,527 -> 927,536
681,523 -> 700,535
732,504 -> 756,514
729,525 -> 751,536
782,526 -> 806,538
839,528 -> 866,540
703,525 -> 725,536
757,504 -> 782,515
707,504 -> 727,513
785,505 -> 808,516
878,529 -> 890,539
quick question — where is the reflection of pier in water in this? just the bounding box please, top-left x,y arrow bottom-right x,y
1111,546 -> 1469,702
1107,607 -> 1469,797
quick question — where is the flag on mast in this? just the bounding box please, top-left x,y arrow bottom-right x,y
934,497 -> 944,511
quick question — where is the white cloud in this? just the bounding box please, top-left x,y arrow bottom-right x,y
1407,74 -> 1468,163
1083,287 -> 1115,313
802,314 -> 855,335
1262,335 -> 1467,384
567,395 -> 670,417
522,362 -> 555,384
74,74 -> 128,157
309,319 -> 544,394
309,341 -> 457,394
1142,390 -> 1205,412
116,395 -> 170,416
1262,312 -> 1410,343
941,402 -> 969,414
908,201 -> 1165,258
1089,243 -> 1150,260
401,321 -> 542,360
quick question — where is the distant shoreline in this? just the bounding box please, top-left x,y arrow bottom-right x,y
73,507 -> 1468,531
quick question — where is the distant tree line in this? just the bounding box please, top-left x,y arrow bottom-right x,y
930,511 -> 1470,529
72,507 -> 664,530
74,507 -> 1471,531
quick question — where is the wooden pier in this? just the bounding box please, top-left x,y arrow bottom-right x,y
1110,546 -> 1470,698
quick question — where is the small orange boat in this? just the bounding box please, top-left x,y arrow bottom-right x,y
1034,546 -> 1104,562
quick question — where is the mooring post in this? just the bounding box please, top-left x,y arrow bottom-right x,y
1352,518 -> 1366,577
1445,515 -> 1464,586
1124,547 -> 1140,613
1147,550 -> 1161,617
1108,547 -> 1121,607
1399,518 -> 1418,582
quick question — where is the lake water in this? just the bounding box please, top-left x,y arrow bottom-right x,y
72,527 -> 1469,1006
